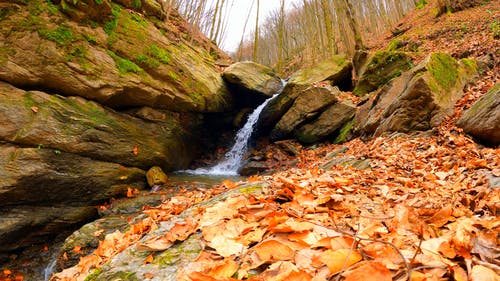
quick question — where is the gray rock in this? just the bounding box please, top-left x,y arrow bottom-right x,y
457,84 -> 500,146
295,101 -> 356,144
223,61 -> 282,107
270,86 -> 339,140
356,53 -> 478,137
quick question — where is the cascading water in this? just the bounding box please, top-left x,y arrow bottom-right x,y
186,80 -> 286,176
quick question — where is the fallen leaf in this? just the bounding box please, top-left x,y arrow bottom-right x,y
253,239 -> 295,262
31,106 -> 38,113
470,265 -> 500,281
144,254 -> 154,264
3,269 -> 11,276
14,275 -> 24,281
73,245 -> 83,254
343,261 -> 392,281
93,229 -> 105,237
132,145 -> 139,155
427,205 -> 453,227
319,249 -> 362,274
143,273 -> 155,279
208,258 -> 239,279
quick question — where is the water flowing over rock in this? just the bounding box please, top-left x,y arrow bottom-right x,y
222,61 -> 282,108
355,53 -> 478,137
457,83 -> 500,146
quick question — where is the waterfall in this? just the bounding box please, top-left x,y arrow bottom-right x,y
186,81 -> 285,176
43,255 -> 57,281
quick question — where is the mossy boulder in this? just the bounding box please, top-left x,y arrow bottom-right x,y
0,82 -> 198,171
0,0 -> 233,112
457,84 -> 500,146
353,50 -> 413,96
356,53 -> 478,137
146,166 -> 168,187
259,56 -> 352,132
222,61 -> 283,108
270,86 -> 339,141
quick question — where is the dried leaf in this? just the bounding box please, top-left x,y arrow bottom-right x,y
470,265 -> 500,281
144,254 -> 154,264
132,145 -> 139,155
343,261 -> 392,281
319,249 -> 362,274
253,240 -> 295,262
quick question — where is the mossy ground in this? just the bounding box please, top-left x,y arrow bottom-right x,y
427,53 -> 458,92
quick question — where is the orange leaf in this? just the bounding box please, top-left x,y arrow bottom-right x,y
132,145 -> 139,155
3,269 -> 12,276
343,261 -> 392,281
93,229 -> 105,237
143,273 -> 155,279
253,239 -> 295,262
208,258 -> 239,279
42,245 -> 49,252
427,205 -> 453,227
62,252 -> 68,260
14,275 -> 24,281
286,269 -> 313,281
319,249 -> 362,274
73,245 -> 83,254
127,187 -> 134,198
188,272 -> 220,281
144,254 -> 154,264
31,106 -> 38,113
221,179 -> 237,189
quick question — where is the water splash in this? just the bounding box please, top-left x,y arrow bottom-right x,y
43,255 -> 57,281
186,81 -> 285,176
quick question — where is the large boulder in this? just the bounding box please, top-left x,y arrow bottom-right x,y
259,56 -> 352,131
457,84 -> 500,146
0,143 -> 145,252
356,53 -> 478,137
270,86 -> 339,140
0,82 -> 198,171
353,50 -> 413,96
295,101 -> 356,144
222,61 -> 283,108
0,0 -> 233,112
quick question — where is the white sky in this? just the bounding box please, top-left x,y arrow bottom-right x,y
216,0 -> 301,53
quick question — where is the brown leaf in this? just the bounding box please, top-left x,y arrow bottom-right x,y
427,205 -> 453,227
30,106 -> 38,113
343,261 -> 392,281
470,265 -> 500,281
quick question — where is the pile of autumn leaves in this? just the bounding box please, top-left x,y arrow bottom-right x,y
52,121 -> 499,281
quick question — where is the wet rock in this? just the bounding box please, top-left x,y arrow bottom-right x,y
356,53 -> 478,137
457,84 -> 500,146
223,61 -> 282,107
274,140 -> 302,156
146,166 -> 168,187
239,161 -> 269,176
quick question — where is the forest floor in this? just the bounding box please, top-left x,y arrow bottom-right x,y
16,2 -> 500,281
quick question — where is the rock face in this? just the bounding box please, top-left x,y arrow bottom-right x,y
222,61 -> 283,107
0,143 -> 145,252
0,82 -> 197,171
270,86 -> 339,140
458,84 -> 500,146
353,50 -> 413,96
0,0 -> 233,112
0,0 -> 236,257
259,55 -> 352,133
356,53 -> 478,137
295,101 -> 356,144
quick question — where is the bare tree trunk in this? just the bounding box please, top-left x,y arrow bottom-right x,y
253,0 -> 260,62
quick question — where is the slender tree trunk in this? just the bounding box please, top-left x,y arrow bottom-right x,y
343,0 -> 364,52
253,0 -> 260,62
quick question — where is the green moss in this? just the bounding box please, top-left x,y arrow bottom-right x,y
353,51 -> 412,96
84,34 -> 98,44
168,71 -> 179,80
0,46 -> 15,65
460,58 -> 477,76
132,0 -> 141,10
38,25 -> 75,46
238,185 -> 262,194
84,268 -> 103,281
23,92 -> 37,108
416,0 -> 428,9
103,3 -> 121,35
427,53 -> 458,91
94,0 -> 103,4
492,19 -> 500,39
387,39 -> 402,51
101,272 -> 138,281
333,119 -> 354,144
147,44 -> 170,64
107,50 -> 143,74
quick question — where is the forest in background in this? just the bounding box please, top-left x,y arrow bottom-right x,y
165,0 -> 420,74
